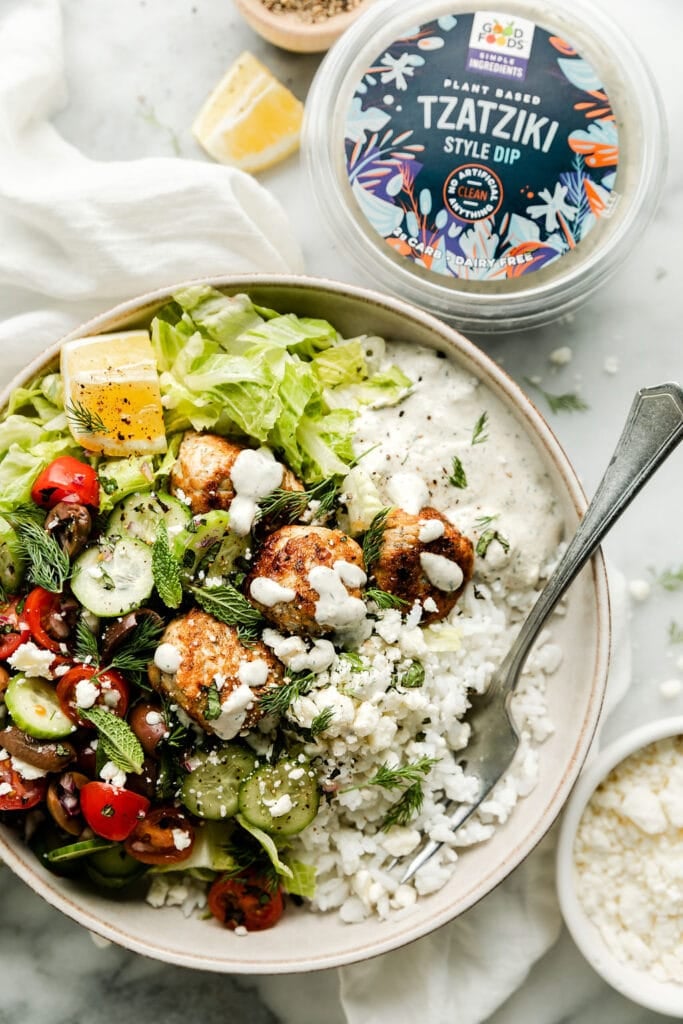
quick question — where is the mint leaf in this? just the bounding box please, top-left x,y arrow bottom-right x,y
204,681 -> 222,721
476,529 -> 510,558
80,706 -> 145,774
152,521 -> 183,609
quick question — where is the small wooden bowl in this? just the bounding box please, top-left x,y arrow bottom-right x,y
234,0 -> 375,54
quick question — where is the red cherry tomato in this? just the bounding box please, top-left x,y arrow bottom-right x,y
31,456 -> 99,509
56,665 -> 130,727
24,587 -> 65,654
124,806 -> 195,865
0,598 -> 30,661
79,781 -> 150,841
207,870 -> 284,931
0,762 -> 47,811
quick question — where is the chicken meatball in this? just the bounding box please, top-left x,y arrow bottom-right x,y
147,609 -> 284,740
370,507 -> 473,624
170,432 -> 302,517
247,525 -> 367,636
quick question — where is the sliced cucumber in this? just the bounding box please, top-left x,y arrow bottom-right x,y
71,538 -> 154,617
238,759 -> 320,837
174,510 -> 231,574
0,517 -> 24,594
106,491 -> 191,547
86,845 -> 149,888
181,745 -> 258,820
45,837 -> 116,864
5,675 -> 75,740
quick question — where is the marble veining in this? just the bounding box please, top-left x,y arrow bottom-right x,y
1,0 -> 682,1021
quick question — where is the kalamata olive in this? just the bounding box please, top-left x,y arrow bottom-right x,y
101,608 -> 164,663
45,502 -> 92,559
0,666 -> 9,695
124,755 -> 159,801
46,771 -> 89,835
128,703 -> 168,757
0,726 -> 76,772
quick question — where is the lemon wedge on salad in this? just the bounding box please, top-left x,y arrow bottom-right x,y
61,331 -> 167,457
192,51 -> 304,173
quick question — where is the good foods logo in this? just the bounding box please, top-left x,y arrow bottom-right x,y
469,11 -> 535,59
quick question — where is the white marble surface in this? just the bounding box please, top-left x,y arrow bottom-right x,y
1,0 -> 682,1021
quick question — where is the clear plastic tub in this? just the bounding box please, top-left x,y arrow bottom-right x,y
302,0 -> 667,332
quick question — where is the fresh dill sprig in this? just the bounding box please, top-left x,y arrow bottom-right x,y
524,378 -> 589,414
108,615 -> 165,674
74,619 -> 100,665
310,707 -> 335,736
257,476 -> 341,523
668,620 -> 683,644
189,580 -> 265,641
381,782 -> 425,830
11,516 -> 70,593
476,529 -> 510,558
471,411 -> 489,445
654,565 -> 683,592
362,507 -> 392,569
391,661 -> 425,689
65,400 -> 109,436
365,587 -> 408,610
474,513 -> 498,529
259,671 -> 316,717
448,456 -> 468,489
340,755 -> 439,829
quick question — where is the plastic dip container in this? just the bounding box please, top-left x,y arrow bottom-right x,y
302,0 -> 667,332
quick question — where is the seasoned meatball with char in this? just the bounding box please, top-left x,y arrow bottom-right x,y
147,609 -> 284,739
370,507 -> 473,623
247,525 -> 367,636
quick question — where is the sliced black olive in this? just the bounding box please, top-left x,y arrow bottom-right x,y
100,607 -> 164,662
45,502 -> 92,559
0,725 -> 76,772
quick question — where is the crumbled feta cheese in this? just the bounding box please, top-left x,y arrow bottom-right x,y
0,782 -> 13,796
628,579 -> 651,602
10,756 -> 48,780
154,643 -> 182,675
145,710 -> 163,726
7,641 -> 54,678
233,925 -> 248,937
249,577 -> 295,607
603,355 -> 620,375
419,552 -> 464,592
659,678 -> 682,700
549,346 -> 572,365
172,828 -> 193,851
265,794 -> 293,818
75,678 -> 100,709
423,597 -> 438,613
238,658 -> 270,688
99,761 -> 127,789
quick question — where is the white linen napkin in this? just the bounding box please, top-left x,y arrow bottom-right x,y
0,0 -> 302,374
0,4 -> 632,1022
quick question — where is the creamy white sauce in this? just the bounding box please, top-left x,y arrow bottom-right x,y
308,565 -> 367,631
229,447 -> 284,536
237,658 -> 270,688
333,560 -> 367,589
250,577 -> 296,607
262,629 -> 336,674
353,343 -> 563,586
154,642 -> 182,675
386,471 -> 429,516
420,552 -> 464,592
212,683 -> 254,740
418,519 -> 445,543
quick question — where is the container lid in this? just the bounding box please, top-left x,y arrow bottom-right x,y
302,0 -> 667,332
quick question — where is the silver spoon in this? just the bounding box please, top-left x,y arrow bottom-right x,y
398,382 -> 683,884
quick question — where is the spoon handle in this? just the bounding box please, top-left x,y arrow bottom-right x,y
505,383 -> 683,680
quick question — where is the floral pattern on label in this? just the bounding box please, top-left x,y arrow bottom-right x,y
344,13 -> 619,282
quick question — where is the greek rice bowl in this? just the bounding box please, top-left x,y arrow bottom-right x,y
0,276 -> 609,972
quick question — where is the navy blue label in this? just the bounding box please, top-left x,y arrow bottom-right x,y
344,12 -> 619,281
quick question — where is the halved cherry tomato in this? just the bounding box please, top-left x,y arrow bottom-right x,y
0,598 -> 30,661
56,665 -> 130,727
79,781 -> 150,841
0,761 -> 47,811
31,456 -> 99,509
24,588 -> 65,654
207,869 -> 284,931
124,805 -> 195,865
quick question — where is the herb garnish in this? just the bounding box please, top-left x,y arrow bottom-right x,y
524,378 -> 589,414
80,706 -> 144,774
476,529 -> 510,558
152,522 -> 183,609
258,476 -> 341,524
341,756 -> 439,830
365,587 -> 408,610
654,565 -> 683,592
668,621 -> 683,644
448,456 -> 467,489
204,680 -> 223,721
11,515 -> 70,593
340,651 -> 365,672
362,507 -> 392,569
74,619 -> 100,664
189,580 -> 265,643
259,671 -> 316,717
108,616 -> 165,677
391,661 -> 425,689
65,400 -> 109,436
310,707 -> 335,736
471,411 -> 489,445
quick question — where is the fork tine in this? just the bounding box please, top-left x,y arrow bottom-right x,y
398,796 -> 481,884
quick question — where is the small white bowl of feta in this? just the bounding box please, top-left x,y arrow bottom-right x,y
556,716 -> 683,1016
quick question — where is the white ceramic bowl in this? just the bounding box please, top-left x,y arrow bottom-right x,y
557,716 -> 683,1016
0,275 -> 610,973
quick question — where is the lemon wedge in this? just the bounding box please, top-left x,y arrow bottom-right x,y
61,331 -> 167,457
192,51 -> 304,173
